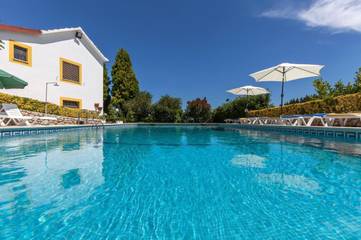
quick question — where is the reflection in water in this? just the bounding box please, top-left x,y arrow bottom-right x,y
257,173 -> 320,194
102,127 -> 144,186
236,129 -> 361,157
231,154 -> 266,168
185,127 -> 213,145
0,129 -> 104,215
62,169 -> 81,189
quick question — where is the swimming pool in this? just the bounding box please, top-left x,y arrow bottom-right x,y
0,126 -> 360,239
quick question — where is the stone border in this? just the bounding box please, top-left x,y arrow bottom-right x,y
220,124 -> 361,141
1,123 -> 361,142
21,110 -> 102,125
0,124 -> 120,137
111,123 -> 361,141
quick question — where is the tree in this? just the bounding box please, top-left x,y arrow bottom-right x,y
184,97 -> 211,123
213,94 -> 270,122
332,80 -> 345,96
111,49 -> 139,111
153,95 -> 182,123
313,78 -> 332,99
103,64 -> 111,113
353,67 -> 361,92
105,103 -> 124,122
285,94 -> 317,105
123,91 -> 153,122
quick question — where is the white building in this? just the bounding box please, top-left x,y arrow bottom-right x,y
0,24 -> 108,111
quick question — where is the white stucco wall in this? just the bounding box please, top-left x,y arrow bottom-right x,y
0,31 -> 104,111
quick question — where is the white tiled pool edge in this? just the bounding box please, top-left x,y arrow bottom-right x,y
222,124 -> 361,141
0,123 -> 361,141
0,124 -> 116,137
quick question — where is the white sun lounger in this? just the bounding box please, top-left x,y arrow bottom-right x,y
239,118 -> 252,124
0,104 -> 33,126
225,118 -> 240,123
324,113 -> 361,127
247,117 -> 281,125
281,114 -> 327,127
236,117 -> 281,125
0,104 -> 58,126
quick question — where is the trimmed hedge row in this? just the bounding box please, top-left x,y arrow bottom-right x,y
0,92 -> 99,119
248,93 -> 361,117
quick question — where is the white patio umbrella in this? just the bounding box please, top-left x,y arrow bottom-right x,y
227,85 -> 269,112
249,63 -> 324,113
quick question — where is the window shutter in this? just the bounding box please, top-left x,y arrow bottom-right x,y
63,61 -> 80,83
14,45 -> 28,62
62,100 -> 80,109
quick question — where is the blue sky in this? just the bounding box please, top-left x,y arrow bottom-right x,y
2,0 -> 361,107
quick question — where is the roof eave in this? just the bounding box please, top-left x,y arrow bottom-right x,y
41,27 -> 108,63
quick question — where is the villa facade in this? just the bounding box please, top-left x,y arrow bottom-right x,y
0,24 -> 108,111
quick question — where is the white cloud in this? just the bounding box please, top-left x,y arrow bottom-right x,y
262,0 -> 361,33
261,8 -> 294,19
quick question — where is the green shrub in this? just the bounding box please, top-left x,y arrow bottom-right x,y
152,95 -> 182,123
123,91 -> 153,122
184,97 -> 212,123
0,92 -> 99,118
213,95 -> 271,122
248,93 -> 361,117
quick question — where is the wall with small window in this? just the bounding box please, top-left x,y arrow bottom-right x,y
9,41 -> 32,66
60,97 -> 82,109
0,31 -> 104,111
60,58 -> 82,85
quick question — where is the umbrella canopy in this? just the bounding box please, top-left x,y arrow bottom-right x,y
0,69 -> 28,89
227,85 -> 269,96
249,63 -> 324,113
227,85 -> 269,113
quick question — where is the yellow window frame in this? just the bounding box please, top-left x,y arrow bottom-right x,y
60,97 -> 83,109
9,40 -> 32,67
59,58 -> 82,85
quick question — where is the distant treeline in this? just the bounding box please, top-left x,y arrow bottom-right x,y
285,68 -> 361,105
103,49 -> 214,123
103,49 -> 361,123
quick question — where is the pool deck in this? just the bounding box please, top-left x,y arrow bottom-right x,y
0,123 -> 361,141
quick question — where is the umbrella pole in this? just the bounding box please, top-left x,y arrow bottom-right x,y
280,67 -> 285,115
245,89 -> 249,113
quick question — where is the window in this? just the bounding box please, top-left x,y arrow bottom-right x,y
63,100 -> 80,109
14,45 -> 28,62
60,58 -> 82,85
60,97 -> 82,109
9,41 -> 32,66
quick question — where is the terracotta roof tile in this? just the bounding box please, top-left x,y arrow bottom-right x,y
0,24 -> 41,35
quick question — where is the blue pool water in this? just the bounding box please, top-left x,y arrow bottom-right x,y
0,126 -> 360,239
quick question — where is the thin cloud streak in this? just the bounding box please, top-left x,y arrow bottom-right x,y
261,0 -> 361,33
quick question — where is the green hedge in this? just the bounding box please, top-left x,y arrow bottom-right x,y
0,92 -> 99,119
248,93 -> 361,117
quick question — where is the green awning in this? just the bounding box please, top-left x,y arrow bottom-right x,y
0,69 -> 28,89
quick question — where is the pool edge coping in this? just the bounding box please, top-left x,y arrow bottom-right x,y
0,123 -> 361,141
